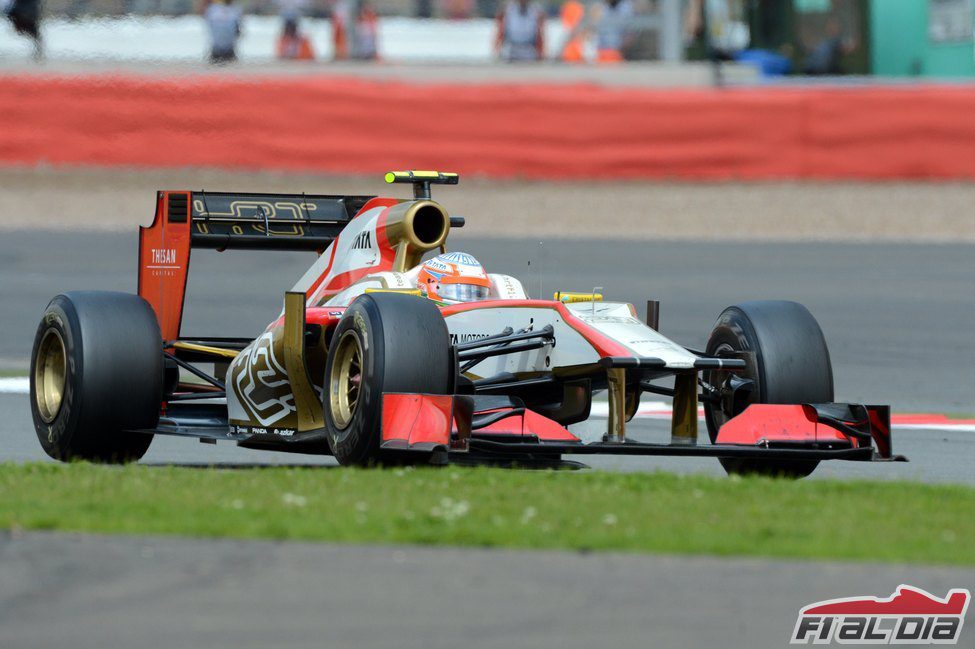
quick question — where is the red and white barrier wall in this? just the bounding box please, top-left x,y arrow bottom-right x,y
3,74 -> 975,180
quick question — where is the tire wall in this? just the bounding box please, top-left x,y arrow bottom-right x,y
3,75 -> 975,180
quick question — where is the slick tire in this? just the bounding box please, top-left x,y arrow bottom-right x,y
30,291 -> 162,463
324,293 -> 453,466
704,300 -> 833,479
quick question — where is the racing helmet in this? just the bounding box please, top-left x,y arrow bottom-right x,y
417,252 -> 491,304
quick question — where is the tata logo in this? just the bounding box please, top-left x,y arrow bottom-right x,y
351,231 -> 372,250
151,248 -> 178,265
450,333 -> 489,344
791,585 -> 970,645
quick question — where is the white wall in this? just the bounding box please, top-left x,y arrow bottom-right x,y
0,15 -> 571,62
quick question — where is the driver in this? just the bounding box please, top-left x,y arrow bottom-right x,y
416,252 -> 492,304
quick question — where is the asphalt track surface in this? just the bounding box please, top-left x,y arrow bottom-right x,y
0,531 -> 970,649
1,230 -> 973,482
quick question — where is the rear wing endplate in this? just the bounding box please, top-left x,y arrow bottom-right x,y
139,190 -> 374,340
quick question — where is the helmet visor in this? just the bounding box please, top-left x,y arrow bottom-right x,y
438,282 -> 490,303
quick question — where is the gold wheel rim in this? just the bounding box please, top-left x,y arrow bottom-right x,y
328,330 -> 363,430
35,328 -> 67,424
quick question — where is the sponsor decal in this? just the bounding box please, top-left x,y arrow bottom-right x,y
791,585 -> 970,645
150,248 -> 178,266
352,312 -> 369,350
499,275 -> 519,298
423,260 -> 448,278
147,247 -> 180,276
449,332 -> 490,344
230,331 -> 296,427
233,425 -> 296,437
579,315 -> 642,325
422,253 -> 484,280
440,251 -> 479,266
351,231 -> 372,250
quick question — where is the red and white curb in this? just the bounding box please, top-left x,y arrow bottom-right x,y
2,378 -> 972,432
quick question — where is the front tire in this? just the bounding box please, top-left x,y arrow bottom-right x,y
30,291 -> 162,463
704,300 -> 833,479
324,293 -> 453,466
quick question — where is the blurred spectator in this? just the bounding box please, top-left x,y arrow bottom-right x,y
442,0 -> 473,19
802,16 -> 854,75
4,0 -> 43,59
683,0 -> 749,61
558,0 -> 585,62
204,0 -> 242,62
273,0 -> 311,59
494,0 -> 544,61
704,0 -> 748,57
591,0 -> 633,62
333,0 -> 379,59
274,0 -> 306,19
475,0 -> 495,19
734,48 -> 791,76
277,17 -> 315,58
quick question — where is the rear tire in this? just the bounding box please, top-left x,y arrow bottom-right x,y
324,293 -> 453,466
30,291 -> 162,463
704,300 -> 833,479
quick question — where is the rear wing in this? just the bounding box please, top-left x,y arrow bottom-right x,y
186,191 -> 374,251
139,190 -> 375,340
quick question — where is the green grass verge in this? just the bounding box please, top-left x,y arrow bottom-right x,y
1,462 -> 971,565
0,369 -> 27,378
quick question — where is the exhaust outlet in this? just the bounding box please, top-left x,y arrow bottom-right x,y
384,200 -> 450,271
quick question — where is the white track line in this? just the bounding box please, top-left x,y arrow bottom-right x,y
894,423 -> 975,432
0,378 -> 28,394
2,378 -> 972,431
588,402 -> 975,432
590,402 -> 698,419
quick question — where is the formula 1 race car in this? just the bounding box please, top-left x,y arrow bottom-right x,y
30,171 -> 903,478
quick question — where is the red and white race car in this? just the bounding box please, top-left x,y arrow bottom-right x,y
30,171 -> 902,478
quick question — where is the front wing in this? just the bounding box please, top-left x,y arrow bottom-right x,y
379,394 -> 904,464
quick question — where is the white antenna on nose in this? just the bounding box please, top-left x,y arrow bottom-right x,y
527,241 -> 544,299
535,241 -> 545,299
